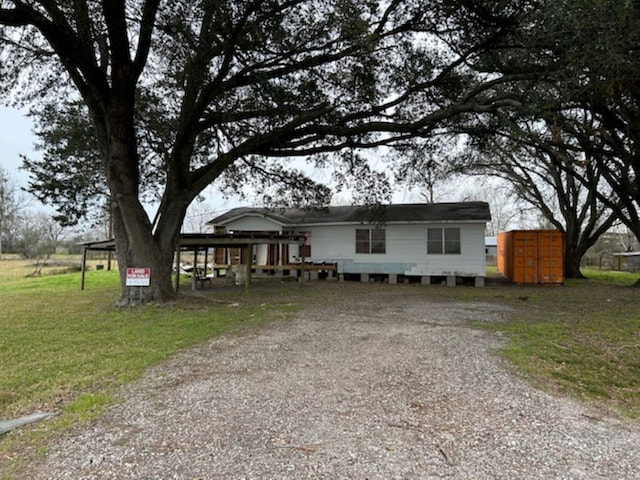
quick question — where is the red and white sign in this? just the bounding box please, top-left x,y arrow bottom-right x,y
126,267 -> 151,287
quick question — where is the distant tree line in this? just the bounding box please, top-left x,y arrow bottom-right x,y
0,164 -> 89,260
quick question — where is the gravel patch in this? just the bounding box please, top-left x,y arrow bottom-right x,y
26,285 -> 640,479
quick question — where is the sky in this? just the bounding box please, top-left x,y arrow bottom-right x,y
0,104 -> 422,218
0,106 -> 37,191
0,105 -> 513,232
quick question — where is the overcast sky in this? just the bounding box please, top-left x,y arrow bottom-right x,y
0,106 -> 37,189
0,105 -> 241,220
0,104 -> 484,228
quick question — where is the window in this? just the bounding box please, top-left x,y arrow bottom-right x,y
299,231 -> 311,258
444,228 -> 461,254
371,228 -> 386,253
356,228 -> 386,254
356,229 -> 370,253
427,229 -> 443,254
427,228 -> 461,254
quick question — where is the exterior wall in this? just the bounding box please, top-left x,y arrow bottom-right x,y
305,225 -> 354,260
217,216 -> 487,277
628,255 -> 640,271
410,223 -> 486,276
307,223 -> 486,277
288,243 -> 301,262
223,216 -> 283,232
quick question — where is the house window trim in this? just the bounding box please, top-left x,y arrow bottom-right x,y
355,228 -> 386,254
427,227 -> 461,255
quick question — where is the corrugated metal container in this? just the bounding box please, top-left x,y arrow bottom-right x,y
497,230 -> 564,285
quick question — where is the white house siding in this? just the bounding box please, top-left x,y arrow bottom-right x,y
418,223 -> 486,277
306,226 -> 354,260
224,216 -> 283,232
216,215 -> 486,277
288,244 -> 300,262
306,223 -> 486,277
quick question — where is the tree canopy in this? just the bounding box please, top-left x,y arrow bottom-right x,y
428,0 -> 640,277
1,1 -> 533,303
3,1 -> 638,299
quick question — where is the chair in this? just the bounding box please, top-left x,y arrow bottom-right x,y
194,267 -> 212,288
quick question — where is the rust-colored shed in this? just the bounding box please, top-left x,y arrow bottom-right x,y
497,230 -> 564,285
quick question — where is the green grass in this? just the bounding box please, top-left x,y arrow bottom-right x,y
580,267 -> 640,286
1,259 -> 638,477
0,265 -> 299,476
477,268 -> 640,419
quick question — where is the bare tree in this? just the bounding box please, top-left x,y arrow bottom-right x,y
182,198 -> 216,233
15,212 -> 68,275
392,137 -> 461,203
0,164 -> 29,257
457,178 -> 528,235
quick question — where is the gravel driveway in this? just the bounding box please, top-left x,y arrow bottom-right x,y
27,284 -> 640,479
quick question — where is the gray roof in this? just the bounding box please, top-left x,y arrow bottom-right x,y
208,202 -> 491,227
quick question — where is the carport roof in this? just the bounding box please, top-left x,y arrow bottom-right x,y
81,232 -> 304,252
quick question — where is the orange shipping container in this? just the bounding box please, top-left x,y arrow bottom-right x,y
497,230 -> 564,285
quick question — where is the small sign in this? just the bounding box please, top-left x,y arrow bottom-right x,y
126,267 -> 151,287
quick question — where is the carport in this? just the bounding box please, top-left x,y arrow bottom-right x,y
80,232 -> 304,292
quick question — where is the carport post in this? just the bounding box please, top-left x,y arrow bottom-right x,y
245,245 -> 252,293
80,247 -> 87,290
173,245 -> 181,292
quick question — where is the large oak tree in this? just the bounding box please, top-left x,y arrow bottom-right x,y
0,1 -> 527,304
457,108 -> 618,278
436,0 -> 640,279
527,0 -> 640,249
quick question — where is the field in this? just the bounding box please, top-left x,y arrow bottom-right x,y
0,255 -> 639,476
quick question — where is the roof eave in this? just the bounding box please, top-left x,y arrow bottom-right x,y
210,212 -> 289,227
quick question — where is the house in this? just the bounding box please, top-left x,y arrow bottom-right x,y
207,202 -> 491,286
613,251 -> 640,272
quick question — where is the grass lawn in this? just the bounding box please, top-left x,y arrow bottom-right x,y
0,256 -> 300,476
479,267 -> 640,419
0,257 -> 638,477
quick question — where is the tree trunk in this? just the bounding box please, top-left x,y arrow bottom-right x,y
110,201 -> 176,305
103,89 -> 183,306
564,245 -> 586,279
